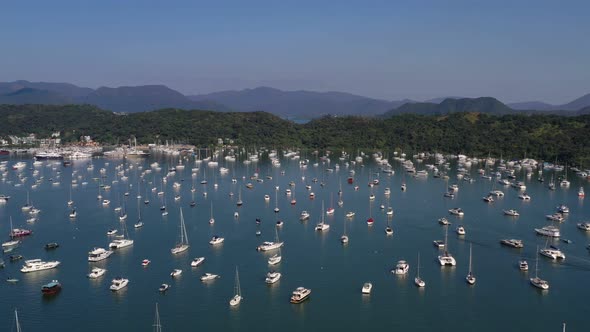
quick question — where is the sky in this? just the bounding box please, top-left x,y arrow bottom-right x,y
1,0 -> 589,104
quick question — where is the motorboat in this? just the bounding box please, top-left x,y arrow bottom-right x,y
489,190 -> 504,196
142,259 -> 151,267
519,260 -> 529,271
134,221 -> 144,228
346,211 -> 356,218
20,259 -> 61,273
2,240 -> 20,249
41,280 -> 62,295
191,257 -> 205,267
518,193 -> 531,200
535,226 -> 561,237
503,209 -> 520,216
159,283 -> 170,292
433,240 -> 445,248
557,204 -> 570,214
10,255 -> 23,262
362,282 -> 373,294
88,247 -> 113,262
45,242 -> 59,250
268,253 -> 282,265
276,220 -> 284,227
393,260 -> 409,275
299,211 -> 310,221
482,195 -> 494,203
448,208 -> 464,216
110,277 -> 129,291
456,225 -> 466,235
170,269 -> 182,277
87,267 -> 106,279
265,271 -> 282,284
546,213 -> 565,222
540,246 -> 566,260
209,236 -> 225,245
500,239 -> 524,248
290,287 -> 311,303
106,229 -> 118,236
577,222 -> 590,231
438,217 -> 450,225
385,226 -> 393,235
200,273 -> 220,281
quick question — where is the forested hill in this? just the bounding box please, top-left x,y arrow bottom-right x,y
1,104 -> 589,164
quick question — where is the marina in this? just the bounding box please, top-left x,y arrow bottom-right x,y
1,151 -> 589,331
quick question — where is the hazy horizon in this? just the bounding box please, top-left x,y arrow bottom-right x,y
1,0 -> 589,104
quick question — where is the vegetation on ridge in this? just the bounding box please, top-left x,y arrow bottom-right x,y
1,104 -> 589,165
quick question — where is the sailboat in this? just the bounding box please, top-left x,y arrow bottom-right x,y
171,208 -> 189,254
326,193 -> 335,215
153,303 -> 162,332
109,219 -> 134,249
466,244 -> 476,285
273,190 -> 279,213
315,201 -> 330,231
236,188 -> 243,206
366,198 -> 374,226
67,185 -> 74,206
134,198 -> 143,228
144,182 -> 150,205
160,191 -> 168,216
414,252 -> 426,287
530,245 -> 550,290
229,266 -> 242,306
438,226 -> 456,266
337,182 -> 344,207
13,308 -> 22,332
341,218 -> 349,244
22,191 -> 32,211
209,202 -> 215,224
119,199 -> 128,221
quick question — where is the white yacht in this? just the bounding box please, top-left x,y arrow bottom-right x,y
88,247 -> 113,262
20,259 -> 61,273
448,208 -> 464,216
535,226 -> 561,237
503,209 -> 520,216
290,287 -> 311,303
200,273 -> 220,281
110,277 -> 129,291
393,260 -> 409,275
577,222 -> 590,231
106,229 -> 118,236
87,267 -> 106,279
362,282 -> 373,294
191,257 -> 205,267
209,236 -> 225,245
489,190 -> 504,196
519,260 -> 529,271
557,204 -> 570,214
170,269 -> 182,277
265,271 -> 282,284
540,246 -> 566,260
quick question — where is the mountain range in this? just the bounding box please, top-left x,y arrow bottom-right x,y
0,80 -> 589,117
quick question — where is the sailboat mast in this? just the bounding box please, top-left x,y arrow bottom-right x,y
468,244 -> 473,273
153,303 -> 162,332
180,208 -> 188,244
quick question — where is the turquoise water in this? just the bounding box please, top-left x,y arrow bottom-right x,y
1,154 -> 588,331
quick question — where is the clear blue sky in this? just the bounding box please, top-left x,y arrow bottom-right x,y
1,0 -> 588,103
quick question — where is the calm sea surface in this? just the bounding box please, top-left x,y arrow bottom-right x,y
1,153 -> 588,331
